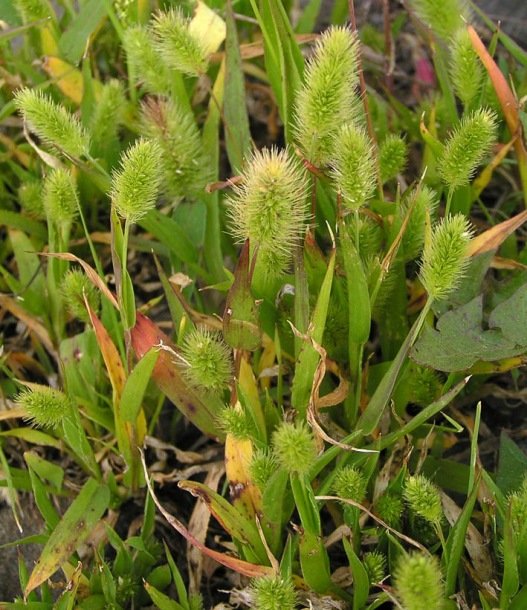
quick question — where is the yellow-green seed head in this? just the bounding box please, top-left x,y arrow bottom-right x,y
111,138 -> 163,223
152,8 -> 209,76
272,421 -> 317,476
90,80 -> 126,151
14,89 -> 91,159
378,133 -> 407,184
409,365 -> 443,406
419,213 -> 473,301
251,576 -> 297,610
333,466 -> 367,503
227,147 -> 308,277
376,491 -> 403,528
450,28 -> 484,109
217,405 -> 255,440
43,168 -> 79,225
124,26 -> 172,96
18,180 -> 44,219
249,449 -> 279,491
409,0 -> 470,41
437,108 -> 498,190
140,97 -> 210,199
331,122 -> 376,212
180,328 -> 233,395
393,552 -> 445,610
403,474 -> 443,526
13,0 -> 51,23
363,551 -> 386,586
17,386 -> 72,429
294,26 -> 361,165
400,185 -> 439,261
60,269 -> 100,323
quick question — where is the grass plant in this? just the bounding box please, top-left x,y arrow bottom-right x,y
2,0 -> 527,607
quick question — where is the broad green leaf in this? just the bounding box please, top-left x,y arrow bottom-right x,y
0,209 -> 46,240
223,239 -> 262,351
291,246 -> 335,418
298,528 -> 333,595
26,456 -> 61,530
120,347 -> 159,423
411,290 -> 527,373
164,542 -> 191,610
0,428 -> 61,449
432,251 -> 494,318
224,0 -> 251,172
497,432 -> 527,497
343,537 -> 369,610
24,452 -> 64,491
8,229 -> 47,317
24,478 -> 110,596
145,582 -> 187,610
58,0 -> 106,64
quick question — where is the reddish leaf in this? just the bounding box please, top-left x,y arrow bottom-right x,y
130,313 -> 225,439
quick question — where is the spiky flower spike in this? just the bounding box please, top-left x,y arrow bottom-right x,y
43,168 -> 79,225
111,138 -> 163,223
437,108 -> 498,190
400,185 -> 439,262
272,421 -> 317,476
363,551 -> 387,586
60,269 -> 100,323
294,26 -> 361,165
90,80 -> 126,152
18,180 -> 44,219
17,386 -> 72,429
376,492 -> 404,528
378,133 -> 407,184
333,466 -> 367,503
249,449 -> 279,491
217,405 -> 255,440
251,576 -> 297,610
14,89 -> 91,159
409,0 -> 469,41
124,26 -> 171,96
13,0 -> 51,21
403,474 -> 443,526
227,147 -> 308,277
180,328 -> 233,395
393,552 -> 445,610
409,365 -> 443,406
140,97 -> 210,199
508,476 -> 527,544
419,213 -> 473,301
152,8 -> 209,76
331,122 -> 376,212
450,28 -> 484,109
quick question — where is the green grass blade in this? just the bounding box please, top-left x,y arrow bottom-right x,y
24,478 -> 110,596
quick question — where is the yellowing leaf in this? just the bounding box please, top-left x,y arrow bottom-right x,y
190,0 -> 226,55
42,57 -> 102,105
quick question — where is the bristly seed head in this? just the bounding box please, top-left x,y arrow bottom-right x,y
17,386 -> 73,429
294,26 -> 361,165
272,420 -> 317,476
419,213 -> 473,301
437,107 -> 498,190
227,147 -> 308,277
180,328 -> 233,395
111,138 -> 163,223
331,122 -> 376,212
